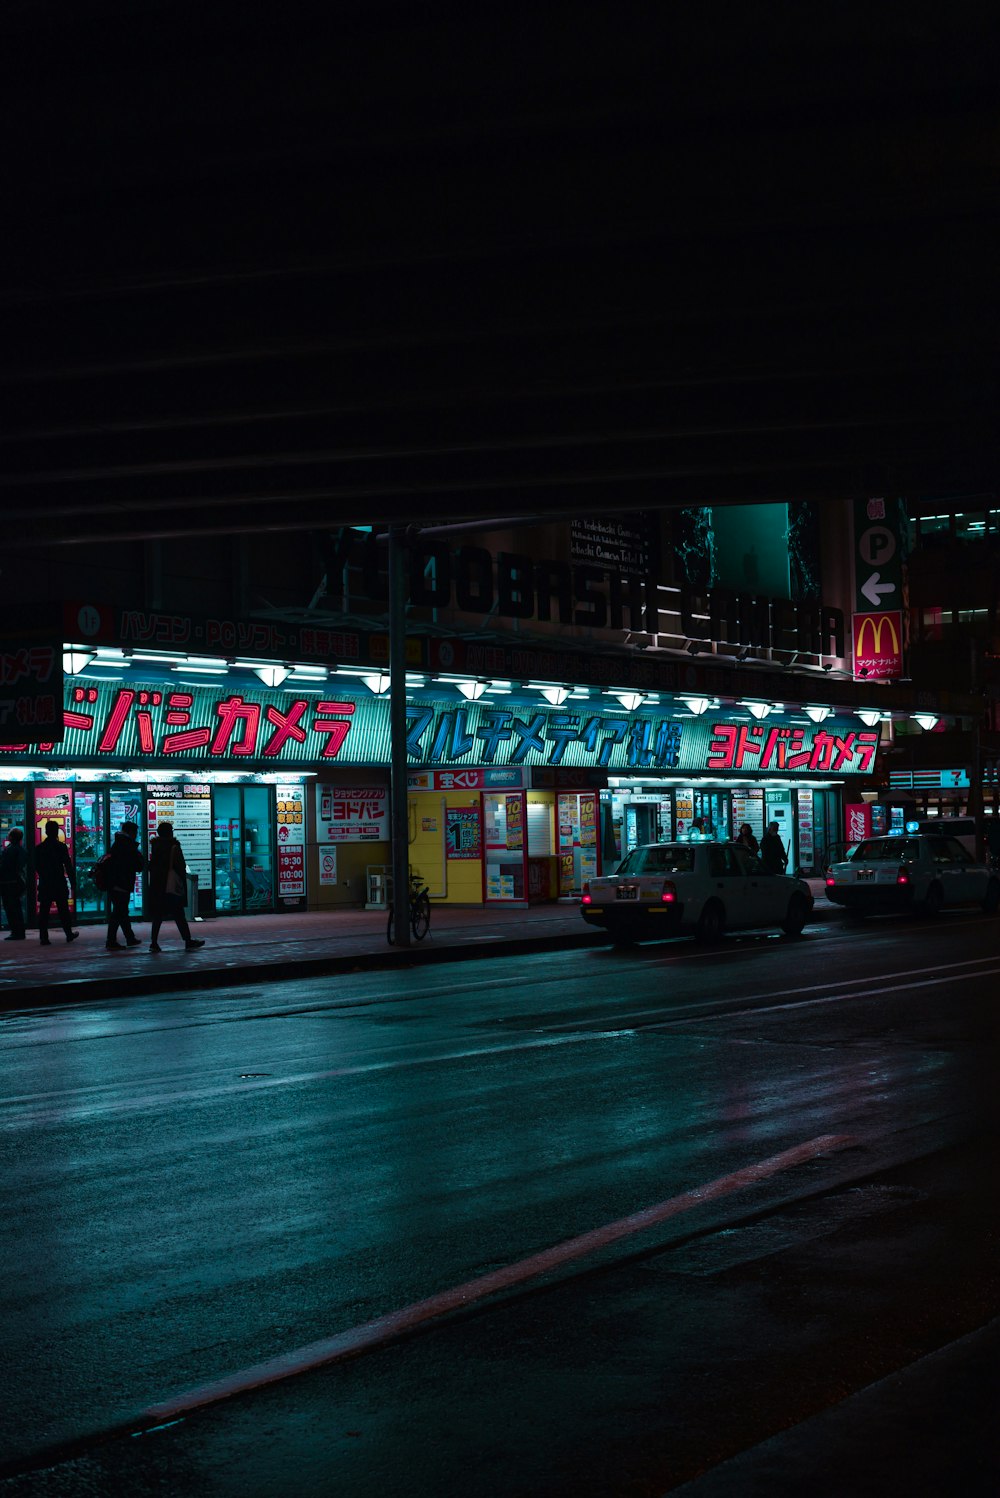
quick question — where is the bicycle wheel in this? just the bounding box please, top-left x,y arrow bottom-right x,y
386,905 -> 395,944
411,892 -> 430,941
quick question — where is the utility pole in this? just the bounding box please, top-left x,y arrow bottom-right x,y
388,524 -> 411,946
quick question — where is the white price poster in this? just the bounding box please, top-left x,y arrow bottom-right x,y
317,786 -> 388,842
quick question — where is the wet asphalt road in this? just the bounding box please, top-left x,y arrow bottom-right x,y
1,913 -> 998,1495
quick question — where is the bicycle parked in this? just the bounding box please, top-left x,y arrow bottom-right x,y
387,869 -> 431,944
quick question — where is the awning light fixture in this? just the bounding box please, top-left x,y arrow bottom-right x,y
254,664 -> 291,688
62,650 -> 96,675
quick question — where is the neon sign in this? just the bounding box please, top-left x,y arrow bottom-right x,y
0,683 -> 879,776
707,723 -> 879,774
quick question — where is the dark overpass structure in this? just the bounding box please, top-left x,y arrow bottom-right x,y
2,5 -> 998,549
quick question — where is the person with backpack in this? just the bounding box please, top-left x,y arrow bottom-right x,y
36,820 -> 79,945
103,821 -> 145,950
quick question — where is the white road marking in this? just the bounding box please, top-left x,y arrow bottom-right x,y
540,954 -> 1000,1031
135,1132 -> 857,1427
4,959 -> 998,1128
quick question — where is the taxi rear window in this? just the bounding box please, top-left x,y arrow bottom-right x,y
854,838 -> 920,862
618,845 -> 694,875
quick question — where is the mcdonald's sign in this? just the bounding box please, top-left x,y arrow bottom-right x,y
852,610 -> 903,680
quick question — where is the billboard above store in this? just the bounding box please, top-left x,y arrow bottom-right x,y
0,680 -> 880,779
0,609 -> 63,743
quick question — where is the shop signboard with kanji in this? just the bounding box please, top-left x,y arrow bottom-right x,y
1,681 -> 882,778
445,806 -> 481,859
276,783 -> 306,900
317,786 -> 387,842
852,610 -> 903,681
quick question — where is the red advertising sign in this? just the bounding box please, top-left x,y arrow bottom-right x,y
505,794 -> 524,850
845,803 -> 872,843
852,610 -> 903,681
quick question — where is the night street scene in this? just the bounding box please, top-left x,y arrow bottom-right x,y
1,7 -> 999,1496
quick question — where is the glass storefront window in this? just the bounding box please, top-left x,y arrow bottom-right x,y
954,512 -> 988,543
917,513 -> 951,545
243,786 -> 274,911
213,785 -> 275,914
214,786 -> 242,914
73,790 -> 106,916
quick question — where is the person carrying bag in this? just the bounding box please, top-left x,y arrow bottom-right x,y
148,822 -> 205,953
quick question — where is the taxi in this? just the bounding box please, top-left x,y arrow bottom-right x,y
580,839 -> 814,944
825,833 -> 1000,918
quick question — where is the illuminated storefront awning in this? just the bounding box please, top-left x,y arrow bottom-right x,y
0,680 -> 879,779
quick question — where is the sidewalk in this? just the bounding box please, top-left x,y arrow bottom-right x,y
0,879 -> 840,1009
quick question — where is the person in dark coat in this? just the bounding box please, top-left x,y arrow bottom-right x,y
105,821 -> 145,950
148,822 -> 205,953
736,822 -> 760,859
759,821 -> 789,875
36,820 -> 79,944
0,828 -> 27,940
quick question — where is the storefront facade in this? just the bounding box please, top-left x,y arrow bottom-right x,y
1,670 -> 881,922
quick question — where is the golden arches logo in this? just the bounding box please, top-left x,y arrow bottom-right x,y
855,614 -> 899,658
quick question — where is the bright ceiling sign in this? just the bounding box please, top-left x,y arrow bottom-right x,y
0,682 -> 880,776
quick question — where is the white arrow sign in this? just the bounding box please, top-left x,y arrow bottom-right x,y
860,571 -> 895,608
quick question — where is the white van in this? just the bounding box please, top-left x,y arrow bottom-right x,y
913,816 -> 978,858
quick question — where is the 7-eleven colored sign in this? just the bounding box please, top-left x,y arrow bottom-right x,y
852,610 -> 903,680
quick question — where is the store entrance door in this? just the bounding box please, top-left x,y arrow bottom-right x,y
213,785 -> 275,914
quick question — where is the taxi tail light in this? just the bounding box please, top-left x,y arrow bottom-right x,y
581,882 -> 592,905
896,867 -> 909,885
661,880 -> 677,903
825,875 -> 836,887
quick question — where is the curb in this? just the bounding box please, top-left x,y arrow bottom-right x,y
1,903 -> 843,1012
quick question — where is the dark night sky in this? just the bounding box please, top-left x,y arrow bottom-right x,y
2,6 -> 998,544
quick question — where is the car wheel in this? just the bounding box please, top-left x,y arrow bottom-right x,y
782,894 -> 809,937
695,900 -> 725,943
982,880 -> 1000,914
918,882 -> 943,918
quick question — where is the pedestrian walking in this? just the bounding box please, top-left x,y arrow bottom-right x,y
736,822 -> 760,859
148,822 -> 205,952
35,820 -> 79,945
104,821 -> 145,949
0,828 -> 28,941
759,821 -> 789,875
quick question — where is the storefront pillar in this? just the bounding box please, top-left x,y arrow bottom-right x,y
389,524 -> 411,946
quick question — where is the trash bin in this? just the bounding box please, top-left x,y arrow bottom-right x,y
366,866 -> 392,910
